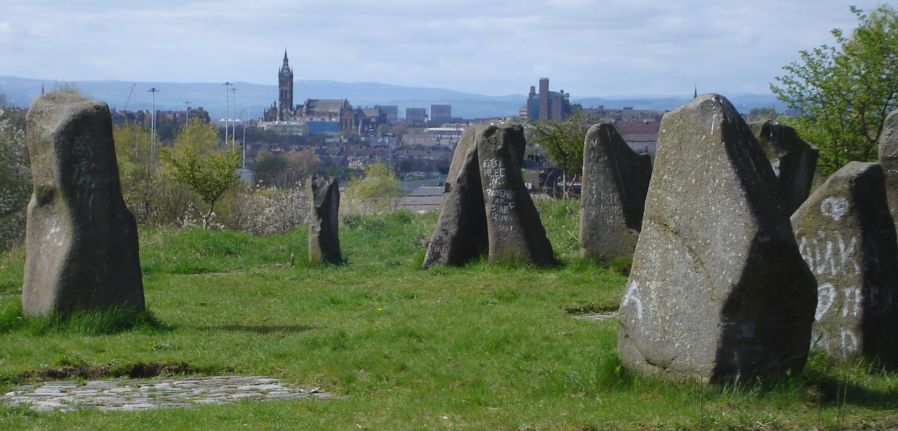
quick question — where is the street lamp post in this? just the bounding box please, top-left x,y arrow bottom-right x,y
147,87 -> 159,169
230,86 -> 238,150
222,81 -> 232,148
185,100 -> 191,129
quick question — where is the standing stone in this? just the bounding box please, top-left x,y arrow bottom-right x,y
308,176 -> 342,265
878,109 -> 898,235
478,125 -> 556,266
22,93 -> 144,316
791,161 -> 898,363
618,94 -> 816,383
579,122 -> 652,260
422,126 -> 488,268
750,120 -> 819,215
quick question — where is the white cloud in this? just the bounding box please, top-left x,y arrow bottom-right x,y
1,0 -> 885,97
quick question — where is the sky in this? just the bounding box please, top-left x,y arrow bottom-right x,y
1,0 -> 891,97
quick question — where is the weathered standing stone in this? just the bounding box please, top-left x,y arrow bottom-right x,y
618,94 -> 816,383
22,93 -> 144,316
750,120 -> 819,215
477,125 -> 556,266
579,122 -> 652,260
422,126 -> 488,268
878,109 -> 898,235
791,161 -> 898,363
308,176 -> 342,265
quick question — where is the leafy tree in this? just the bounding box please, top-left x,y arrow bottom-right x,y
113,122 -> 154,221
532,111 -> 594,198
771,5 -> 898,176
252,149 -> 322,188
160,122 -> 241,228
253,150 -> 289,186
344,163 -> 402,214
0,104 -> 30,249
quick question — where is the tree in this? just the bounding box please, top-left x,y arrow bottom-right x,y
160,122 -> 241,228
252,149 -> 322,188
344,163 -> 402,214
532,111 -> 594,198
113,122 -> 154,221
0,104 -> 30,249
771,5 -> 898,177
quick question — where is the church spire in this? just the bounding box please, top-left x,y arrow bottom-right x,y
283,49 -> 289,66
693,86 -> 698,99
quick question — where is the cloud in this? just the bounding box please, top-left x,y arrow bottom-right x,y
1,0 -> 884,97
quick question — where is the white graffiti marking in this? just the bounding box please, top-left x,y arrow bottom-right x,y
797,231 -> 859,277
815,283 -> 836,321
820,196 -> 849,221
621,281 -> 643,323
841,287 -> 862,317
840,328 -> 859,356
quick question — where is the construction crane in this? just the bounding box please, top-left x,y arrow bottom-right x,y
123,83 -> 136,111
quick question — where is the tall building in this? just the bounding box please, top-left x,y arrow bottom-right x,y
406,107 -> 427,126
430,104 -> 452,123
378,105 -> 399,124
524,78 -> 572,122
278,50 -> 294,120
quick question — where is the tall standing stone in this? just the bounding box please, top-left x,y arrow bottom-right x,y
308,176 -> 342,265
792,161 -> 898,363
422,126 -> 488,268
878,109 -> 898,235
750,120 -> 819,215
22,93 -> 145,316
618,94 -> 816,383
423,124 -> 556,268
477,125 -> 556,266
579,122 -> 652,260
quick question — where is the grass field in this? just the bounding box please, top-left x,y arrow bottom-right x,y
1,200 -> 897,430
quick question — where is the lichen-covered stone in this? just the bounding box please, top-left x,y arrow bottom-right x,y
477,125 -> 556,266
422,126 -> 488,268
792,161 -> 898,363
423,124 -> 555,267
308,176 -> 342,265
579,122 -> 652,260
878,109 -> 898,235
750,120 -> 818,215
618,94 -> 816,384
22,93 -> 144,316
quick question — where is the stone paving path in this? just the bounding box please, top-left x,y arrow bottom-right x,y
2,376 -> 331,412
571,311 -> 617,322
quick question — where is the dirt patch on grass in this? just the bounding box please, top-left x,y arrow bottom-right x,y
565,304 -> 618,315
16,362 -> 225,382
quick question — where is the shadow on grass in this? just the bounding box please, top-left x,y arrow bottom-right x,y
0,303 -> 173,335
3,361 -> 231,386
194,324 -> 314,334
802,356 -> 898,409
808,374 -> 898,408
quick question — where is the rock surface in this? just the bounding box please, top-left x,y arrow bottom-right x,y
618,94 -> 817,383
878,109 -> 898,235
477,125 -> 556,266
308,176 -> 342,265
750,120 -> 819,215
579,122 -> 652,260
792,161 -> 898,363
422,126 -> 488,268
1,376 -> 330,412
22,93 -> 144,316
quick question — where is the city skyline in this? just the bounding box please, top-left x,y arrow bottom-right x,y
1,0 -> 886,98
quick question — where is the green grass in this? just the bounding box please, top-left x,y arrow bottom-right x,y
0,200 -> 896,430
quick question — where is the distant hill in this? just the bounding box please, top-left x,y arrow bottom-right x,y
574,94 -> 787,113
0,76 -> 786,120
